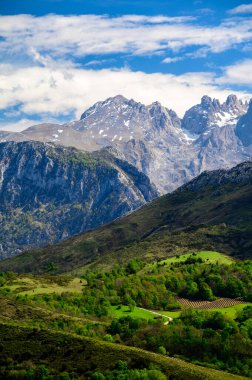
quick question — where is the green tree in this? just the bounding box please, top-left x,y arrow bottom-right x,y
199,282 -> 214,301
128,299 -> 136,312
90,373 -> 105,380
158,346 -> 166,355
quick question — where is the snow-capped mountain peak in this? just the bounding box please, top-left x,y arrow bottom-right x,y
182,94 -> 248,134
0,94 -> 251,194
69,95 -> 182,146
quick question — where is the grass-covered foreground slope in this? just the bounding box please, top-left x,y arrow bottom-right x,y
1,161 -> 251,274
0,274 -> 84,296
0,322 -> 248,380
0,253 -> 251,378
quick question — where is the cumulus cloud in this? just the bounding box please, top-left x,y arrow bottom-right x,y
0,13 -> 252,62
228,4 -> 252,15
220,59 -> 252,85
0,13 -> 251,132
0,64 -> 250,130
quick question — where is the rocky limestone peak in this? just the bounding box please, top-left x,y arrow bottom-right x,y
223,94 -> 247,115
80,95 -> 143,121
201,95 -> 221,111
0,94 -> 251,196
236,98 -> 252,147
182,95 -> 219,134
67,95 -> 182,150
110,94 -> 128,103
149,100 -> 163,110
150,103 -> 181,132
226,94 -> 238,106
182,94 -> 248,135
201,95 -> 212,106
147,101 -> 173,130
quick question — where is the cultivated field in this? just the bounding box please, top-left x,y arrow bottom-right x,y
178,297 -> 247,309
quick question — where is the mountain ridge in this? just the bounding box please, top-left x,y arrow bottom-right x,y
1,160 -> 251,274
0,140 -> 157,259
1,94 -> 251,193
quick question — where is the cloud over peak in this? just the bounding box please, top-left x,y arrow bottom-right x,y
0,11 -> 251,131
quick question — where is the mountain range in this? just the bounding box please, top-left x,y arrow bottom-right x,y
0,93 -> 251,258
1,94 -> 251,193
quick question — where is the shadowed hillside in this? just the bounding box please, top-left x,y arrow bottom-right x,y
1,161 -> 251,274
0,322 -> 249,380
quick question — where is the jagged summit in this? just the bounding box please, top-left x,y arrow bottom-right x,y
0,94 -> 251,193
236,99 -> 252,147
182,94 -> 248,135
80,95 -> 142,121
74,94 -> 182,146
200,94 -> 245,109
200,95 -> 220,109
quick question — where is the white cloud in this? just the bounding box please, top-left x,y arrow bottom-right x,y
228,4 -> 252,15
0,13 -> 251,132
162,57 -> 182,63
0,13 -> 252,62
0,64 -> 250,131
84,59 -> 115,67
220,59 -> 252,85
186,47 -> 210,58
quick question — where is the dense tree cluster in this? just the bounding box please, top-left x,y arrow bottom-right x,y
2,258 -> 251,317
0,363 -> 72,380
90,361 -> 167,380
81,258 -> 252,313
0,360 -> 167,380
107,307 -> 252,377
1,256 -> 251,378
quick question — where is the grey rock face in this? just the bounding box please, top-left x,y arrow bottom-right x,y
236,99 -> 252,147
64,96 -> 195,193
77,95 -> 183,146
0,94 -> 251,194
182,94 -> 247,135
0,141 -> 157,259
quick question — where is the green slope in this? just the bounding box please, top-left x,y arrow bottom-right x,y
1,164 -> 251,274
0,322 -> 249,380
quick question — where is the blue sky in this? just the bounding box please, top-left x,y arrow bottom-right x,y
0,0 -> 252,131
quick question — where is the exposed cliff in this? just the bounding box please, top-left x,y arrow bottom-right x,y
1,161 -> 251,274
0,141 -> 157,258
